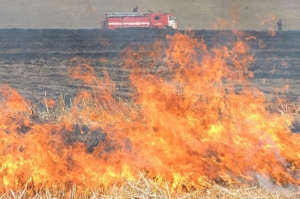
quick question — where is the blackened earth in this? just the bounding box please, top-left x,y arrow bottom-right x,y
0,29 -> 299,105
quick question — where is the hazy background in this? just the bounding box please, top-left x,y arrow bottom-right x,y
0,0 -> 299,30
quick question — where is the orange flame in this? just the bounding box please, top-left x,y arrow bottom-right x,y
1,33 -> 300,193
245,36 -> 256,41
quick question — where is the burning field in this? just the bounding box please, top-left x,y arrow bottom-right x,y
1,29 -> 300,198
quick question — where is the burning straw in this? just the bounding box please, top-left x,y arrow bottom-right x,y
0,32 -> 300,197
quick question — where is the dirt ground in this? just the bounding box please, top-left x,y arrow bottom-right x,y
0,29 -> 300,106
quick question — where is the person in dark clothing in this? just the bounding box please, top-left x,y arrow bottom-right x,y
277,20 -> 283,31
133,6 -> 138,12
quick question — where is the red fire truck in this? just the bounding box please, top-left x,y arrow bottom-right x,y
102,11 -> 178,30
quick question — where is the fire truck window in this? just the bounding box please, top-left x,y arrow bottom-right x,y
169,16 -> 176,21
155,16 -> 161,20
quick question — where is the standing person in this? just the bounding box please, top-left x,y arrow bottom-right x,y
277,20 -> 283,31
133,6 -> 138,12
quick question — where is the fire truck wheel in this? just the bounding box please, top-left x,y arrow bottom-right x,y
164,25 -> 174,30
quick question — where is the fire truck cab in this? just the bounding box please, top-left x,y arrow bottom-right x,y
150,12 -> 177,29
102,11 -> 178,30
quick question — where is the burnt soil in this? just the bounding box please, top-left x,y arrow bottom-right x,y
0,29 -> 300,105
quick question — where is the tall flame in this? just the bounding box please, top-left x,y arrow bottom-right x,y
0,32 -> 300,193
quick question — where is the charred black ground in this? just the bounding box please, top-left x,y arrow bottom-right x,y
0,29 -> 299,104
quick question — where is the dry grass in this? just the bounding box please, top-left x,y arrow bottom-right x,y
108,174 -> 300,199
1,175 -> 300,199
267,99 -> 300,129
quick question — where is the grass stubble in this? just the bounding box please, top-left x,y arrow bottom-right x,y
2,94 -> 300,199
